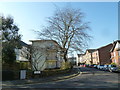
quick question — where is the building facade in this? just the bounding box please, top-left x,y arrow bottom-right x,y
84,49 -> 96,65
92,50 -> 99,65
15,41 -> 30,62
30,40 -> 64,71
77,43 -> 113,65
110,40 -> 120,67
76,54 -> 85,66
97,43 -> 113,65
68,57 -> 76,65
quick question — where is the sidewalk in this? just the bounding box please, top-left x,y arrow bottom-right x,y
2,68 -> 80,86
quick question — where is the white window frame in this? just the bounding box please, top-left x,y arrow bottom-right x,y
114,52 -> 116,57
118,51 -> 120,56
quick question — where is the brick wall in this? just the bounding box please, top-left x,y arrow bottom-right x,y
98,44 -> 113,65
111,49 -> 120,66
92,51 -> 99,64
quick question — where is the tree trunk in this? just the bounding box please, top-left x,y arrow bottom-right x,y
63,50 -> 68,62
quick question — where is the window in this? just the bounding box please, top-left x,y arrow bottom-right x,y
114,52 -> 116,57
118,51 -> 120,56
114,59 -> 116,63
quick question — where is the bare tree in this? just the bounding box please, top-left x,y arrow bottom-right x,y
19,40 -> 62,71
16,44 -> 45,71
36,6 -> 91,62
30,46 -> 47,71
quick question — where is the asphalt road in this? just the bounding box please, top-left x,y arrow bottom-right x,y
2,66 -> 120,89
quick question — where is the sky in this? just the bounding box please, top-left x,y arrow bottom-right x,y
0,2 -> 118,52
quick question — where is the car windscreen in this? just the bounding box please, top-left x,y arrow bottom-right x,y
110,65 -> 116,67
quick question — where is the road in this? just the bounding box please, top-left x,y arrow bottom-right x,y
2,66 -> 120,88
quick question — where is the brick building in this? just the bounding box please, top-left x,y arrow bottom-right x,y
92,50 -> 99,65
77,43 -> 113,65
110,40 -> 120,67
84,49 -> 96,65
97,43 -> 113,65
76,54 -> 85,65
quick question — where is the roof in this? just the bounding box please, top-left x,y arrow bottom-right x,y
77,54 -> 85,57
97,43 -> 113,50
85,49 -> 97,54
29,40 -> 58,44
29,39 -> 62,49
20,41 -> 29,47
110,40 -> 120,52
30,40 -> 56,42
87,49 -> 97,53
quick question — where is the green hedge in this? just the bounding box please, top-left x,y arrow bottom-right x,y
2,62 -> 72,81
2,68 -> 72,81
2,62 -> 31,71
31,68 -> 72,78
110,63 -> 116,66
2,63 -> 20,70
60,61 -> 72,70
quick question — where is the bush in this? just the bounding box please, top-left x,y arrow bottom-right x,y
34,68 -> 71,78
2,70 -> 34,81
2,63 -> 20,71
26,70 -> 33,79
60,61 -> 71,70
110,63 -> 116,66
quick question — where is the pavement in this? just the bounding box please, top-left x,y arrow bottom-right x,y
2,67 -> 81,86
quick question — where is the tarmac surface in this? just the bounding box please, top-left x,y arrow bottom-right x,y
2,66 -> 120,89
2,67 -> 80,87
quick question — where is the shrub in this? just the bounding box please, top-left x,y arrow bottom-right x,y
38,68 -> 71,78
26,70 -> 33,79
2,70 -> 19,81
2,63 -> 20,71
60,61 -> 71,70
110,63 -> 116,66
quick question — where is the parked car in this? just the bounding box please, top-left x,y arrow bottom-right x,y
108,65 -> 119,72
103,65 -> 109,71
83,64 -> 86,67
93,65 -> 97,68
97,65 -> 100,69
85,64 -> 89,67
89,65 -> 94,68
99,65 -> 104,70
80,65 -> 84,67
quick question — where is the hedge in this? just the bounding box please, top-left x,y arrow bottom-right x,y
2,68 -> 72,81
2,61 -> 73,80
2,70 -> 19,81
